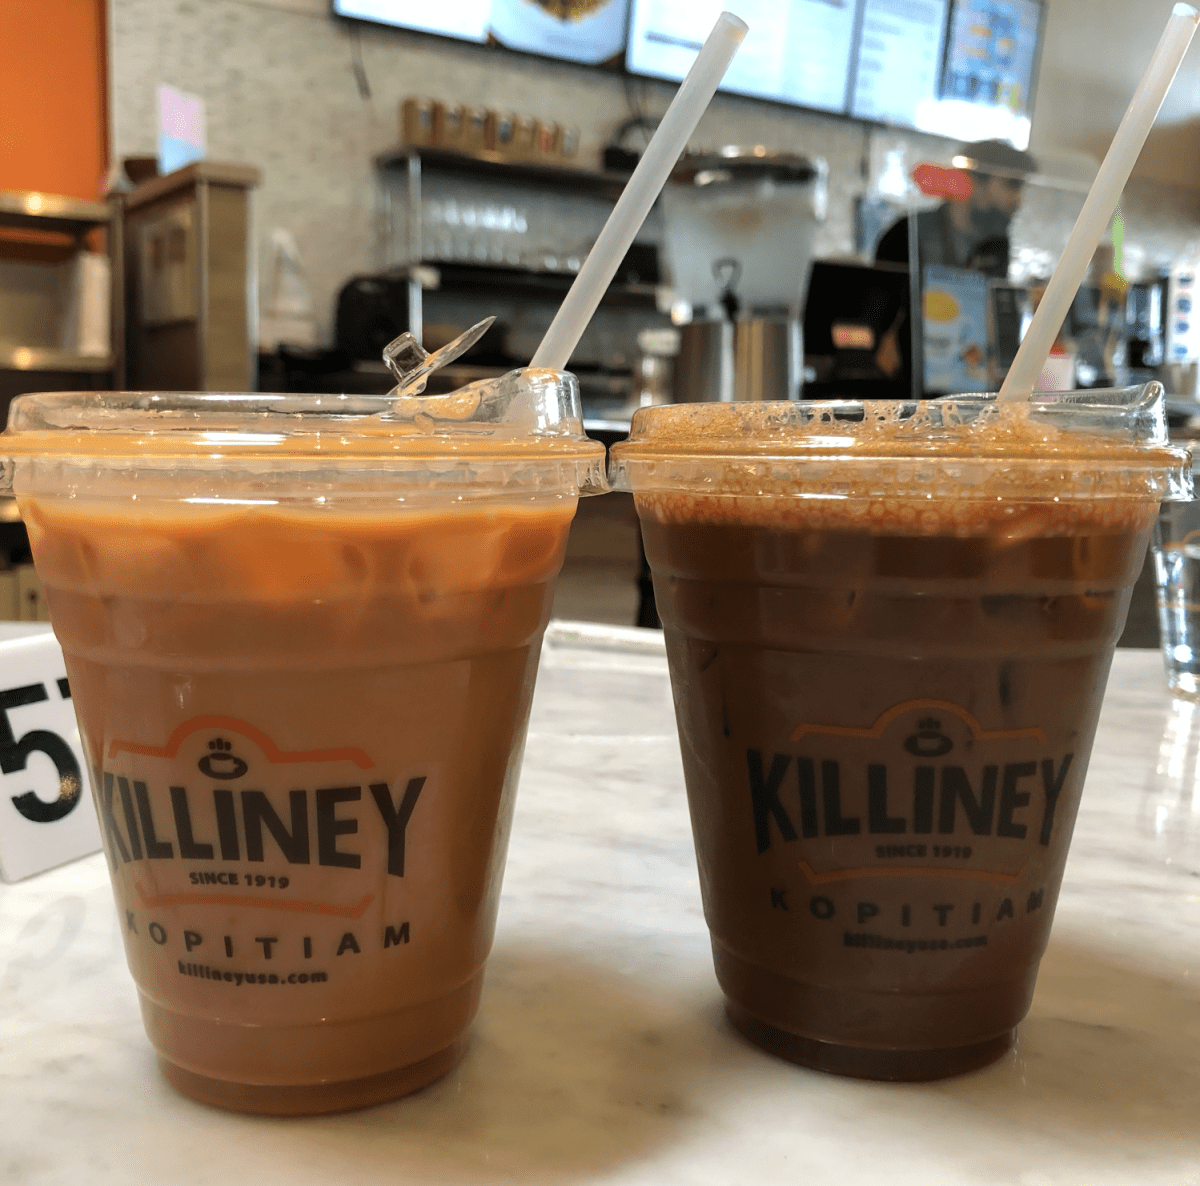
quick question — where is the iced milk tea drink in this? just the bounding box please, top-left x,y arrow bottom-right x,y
611,385 -> 1189,1080
0,372 -> 605,1113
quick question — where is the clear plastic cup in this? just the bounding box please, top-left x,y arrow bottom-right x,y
0,371 -> 606,1114
1152,455 -> 1200,697
611,383 -> 1189,1080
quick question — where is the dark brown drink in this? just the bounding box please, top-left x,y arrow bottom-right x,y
641,511 -> 1148,1079
612,389 -> 1188,1080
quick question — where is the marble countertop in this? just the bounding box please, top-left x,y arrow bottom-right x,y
3,627 -> 1199,1186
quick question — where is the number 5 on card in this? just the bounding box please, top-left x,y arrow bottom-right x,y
0,631 -> 101,882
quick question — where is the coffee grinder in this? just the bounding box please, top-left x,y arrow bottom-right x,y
662,147 -> 826,402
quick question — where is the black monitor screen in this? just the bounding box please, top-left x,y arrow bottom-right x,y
332,0 -> 631,65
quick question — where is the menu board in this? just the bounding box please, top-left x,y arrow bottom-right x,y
332,0 -> 631,64
339,0 -> 1045,146
490,0 -> 630,63
626,0 -> 857,113
943,0 -> 1042,109
920,0 -> 1043,146
332,0 -> 492,42
849,0 -> 950,127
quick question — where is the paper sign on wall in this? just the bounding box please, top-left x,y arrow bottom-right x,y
158,83 -> 206,176
0,633 -> 101,882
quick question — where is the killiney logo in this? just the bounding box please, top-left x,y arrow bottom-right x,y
903,718 -> 953,759
198,737 -> 248,780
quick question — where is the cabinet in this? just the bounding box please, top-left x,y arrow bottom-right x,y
123,162 -> 260,392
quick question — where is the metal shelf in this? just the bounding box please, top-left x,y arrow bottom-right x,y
423,261 -> 658,307
0,189 -> 124,388
0,346 -> 114,373
376,146 -> 630,199
0,190 -> 111,236
376,146 -> 650,345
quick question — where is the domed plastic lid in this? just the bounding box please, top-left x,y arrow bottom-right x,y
610,385 -> 1192,503
0,368 -> 608,498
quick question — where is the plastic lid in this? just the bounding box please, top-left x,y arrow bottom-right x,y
609,385 -> 1192,504
0,369 -> 608,498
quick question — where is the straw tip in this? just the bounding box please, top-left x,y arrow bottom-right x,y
1173,2 -> 1198,20
717,11 -> 750,38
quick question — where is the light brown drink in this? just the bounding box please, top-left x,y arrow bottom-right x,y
22,497 -> 572,1111
613,389 -> 1188,1080
2,377 -> 605,1113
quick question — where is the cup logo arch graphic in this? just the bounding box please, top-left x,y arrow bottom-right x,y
108,715 -> 375,772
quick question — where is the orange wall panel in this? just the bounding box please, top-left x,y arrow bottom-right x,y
0,0 -> 108,199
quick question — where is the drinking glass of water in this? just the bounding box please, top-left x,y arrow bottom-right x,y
1154,495 -> 1200,697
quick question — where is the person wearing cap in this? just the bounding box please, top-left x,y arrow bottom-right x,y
875,139 -> 1038,279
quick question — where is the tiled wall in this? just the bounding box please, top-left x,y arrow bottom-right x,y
111,0 -> 1200,348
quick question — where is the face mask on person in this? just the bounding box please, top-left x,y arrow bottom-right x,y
969,205 -> 1014,242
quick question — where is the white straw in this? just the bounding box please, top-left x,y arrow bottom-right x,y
999,2 -> 1199,401
531,12 -> 748,371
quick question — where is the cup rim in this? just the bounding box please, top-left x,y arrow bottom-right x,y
608,383 -> 1193,503
0,369 -> 606,465
616,384 -> 1170,452
0,371 -> 611,498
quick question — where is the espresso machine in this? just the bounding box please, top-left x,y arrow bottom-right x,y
662,147 -> 826,402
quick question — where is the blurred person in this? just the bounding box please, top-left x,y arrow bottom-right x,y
875,139 -> 1038,280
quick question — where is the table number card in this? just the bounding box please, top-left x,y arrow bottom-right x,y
0,632 -> 101,882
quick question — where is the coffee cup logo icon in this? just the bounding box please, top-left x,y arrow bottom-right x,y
198,737 -> 248,780
903,717 -> 953,758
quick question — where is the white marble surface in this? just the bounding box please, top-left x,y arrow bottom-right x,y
2,629 -> 1199,1186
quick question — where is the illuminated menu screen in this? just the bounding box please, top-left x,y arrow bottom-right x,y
332,0 -> 631,65
849,0 -> 950,127
338,0 -> 1044,146
627,0 -> 857,113
332,0 -> 491,42
627,0 -> 1041,146
922,0 -> 1042,145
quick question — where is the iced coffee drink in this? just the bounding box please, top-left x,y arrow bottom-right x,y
1,372 -> 605,1113
612,385 -> 1188,1080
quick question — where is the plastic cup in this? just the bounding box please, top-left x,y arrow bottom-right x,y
0,371 -> 605,1114
1153,459 -> 1200,697
611,384 -> 1188,1081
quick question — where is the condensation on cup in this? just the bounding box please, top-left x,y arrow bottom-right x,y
1153,450 -> 1200,698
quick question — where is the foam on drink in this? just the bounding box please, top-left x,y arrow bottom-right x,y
624,397 -> 1179,531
